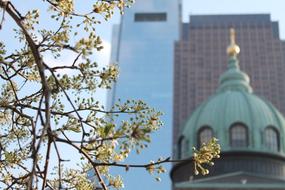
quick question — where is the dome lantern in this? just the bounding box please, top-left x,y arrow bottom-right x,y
218,29 -> 252,93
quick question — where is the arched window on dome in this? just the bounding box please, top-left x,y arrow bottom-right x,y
230,123 -> 248,148
178,136 -> 189,159
264,127 -> 280,152
198,127 -> 213,147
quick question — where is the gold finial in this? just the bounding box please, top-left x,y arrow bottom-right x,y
227,28 -> 240,57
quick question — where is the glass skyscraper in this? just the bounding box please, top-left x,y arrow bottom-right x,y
107,0 -> 181,189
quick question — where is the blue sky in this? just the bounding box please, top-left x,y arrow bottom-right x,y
1,0 -> 285,189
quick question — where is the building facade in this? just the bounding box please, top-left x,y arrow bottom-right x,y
171,29 -> 285,190
173,15 -> 285,156
107,0 -> 181,189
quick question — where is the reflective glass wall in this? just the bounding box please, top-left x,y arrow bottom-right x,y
107,0 -> 180,189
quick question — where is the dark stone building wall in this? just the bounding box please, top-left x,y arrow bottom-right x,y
171,152 -> 285,190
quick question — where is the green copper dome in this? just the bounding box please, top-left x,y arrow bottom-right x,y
180,51 -> 285,159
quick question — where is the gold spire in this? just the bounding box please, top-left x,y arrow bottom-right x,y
227,28 -> 240,57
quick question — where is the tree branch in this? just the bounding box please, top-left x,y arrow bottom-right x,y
0,2 -> 52,188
